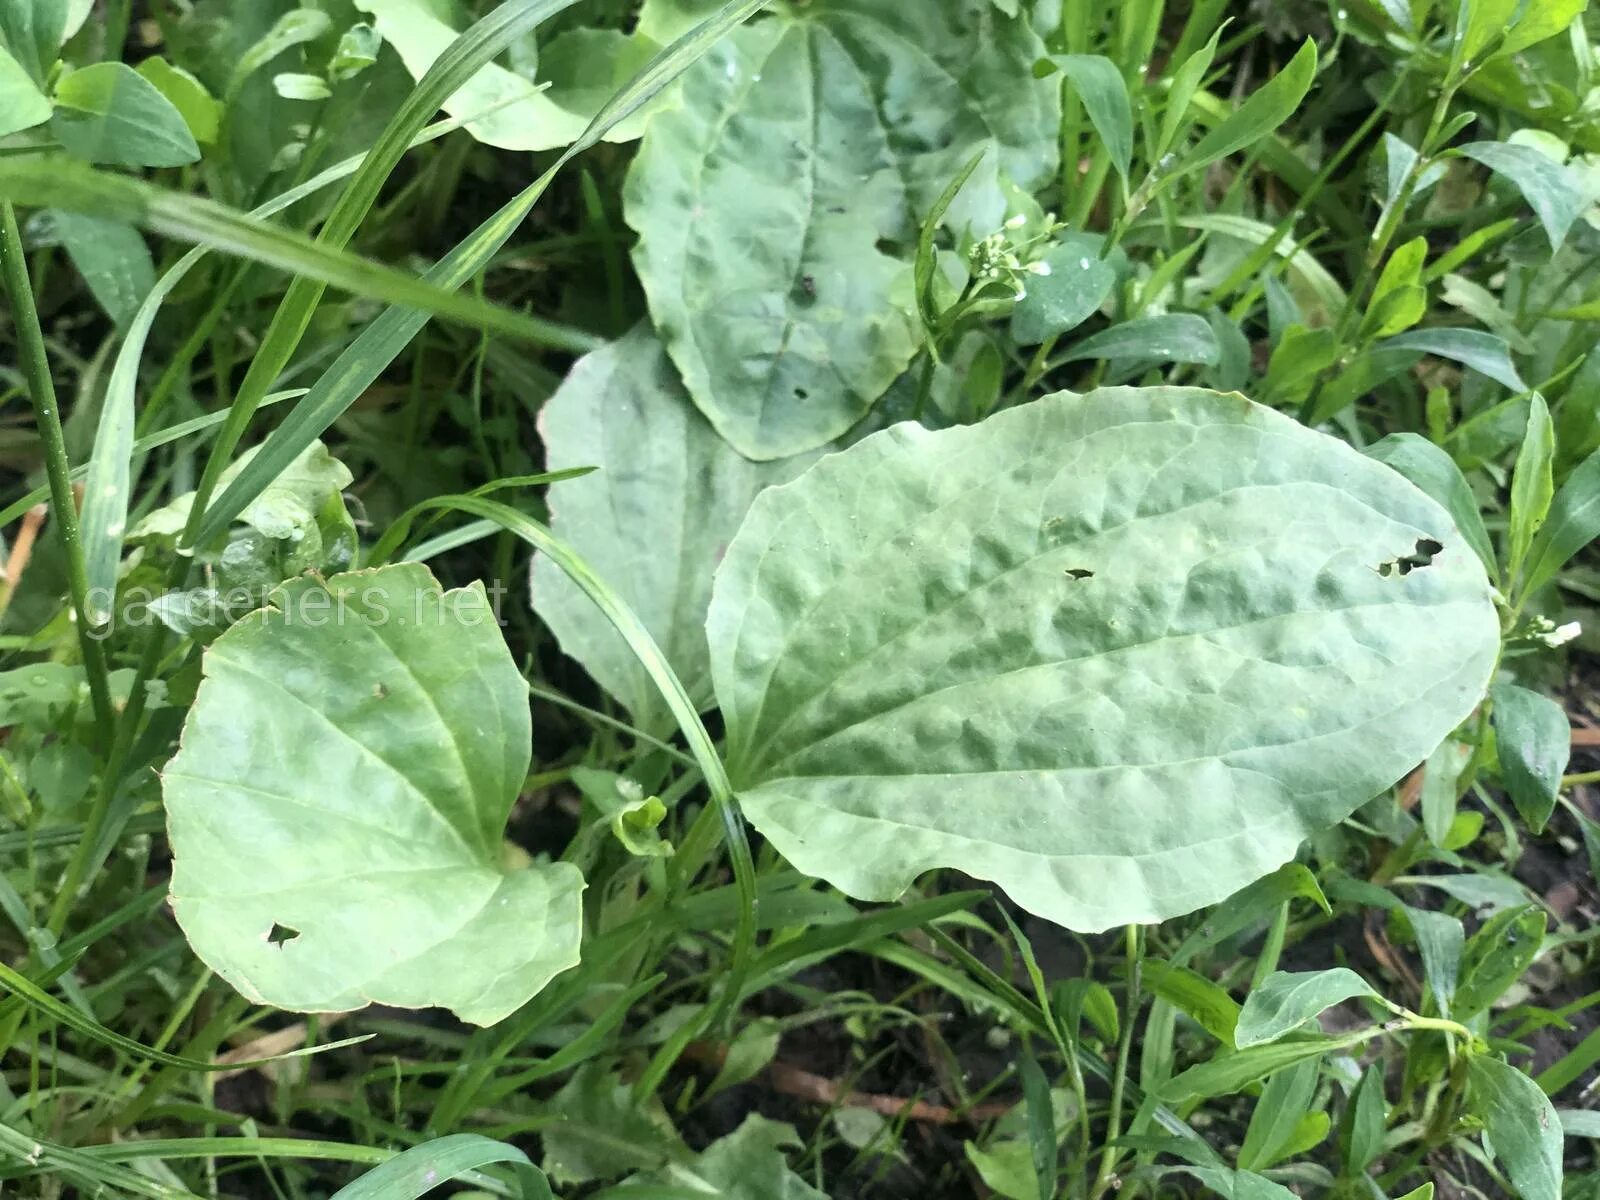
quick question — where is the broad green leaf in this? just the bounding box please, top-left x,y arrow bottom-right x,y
1341,1063 -> 1387,1175
1380,327 -> 1526,391
1365,433 -> 1497,582
1236,969 -> 1379,1048
1467,1056 -> 1563,1200
1058,313 -> 1219,365
1419,736 -> 1471,848
1263,325 -> 1337,408
1559,1108 -> 1600,1138
620,1115 -> 824,1198
0,0 -> 65,82
1178,39 -> 1316,174
1457,141 -> 1588,251
1143,961 -> 1241,1047
1164,1035 -> 1353,1101
539,26 -> 667,142
707,388 -> 1500,930
46,211 -> 154,327
355,0 -> 653,148
531,326 -> 815,734
1509,393 -> 1555,580
0,44 -> 50,137
135,57 -> 220,145
1010,236 -> 1115,345
163,562 -> 583,1026
1491,683 -> 1568,833
626,1 -> 1055,458
50,62 -> 200,167
1520,445 -> 1600,599
1049,55 -> 1132,182
1454,905 -> 1546,1022
327,1135 -> 552,1200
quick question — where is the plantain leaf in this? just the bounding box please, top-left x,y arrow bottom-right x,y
164,562 -> 583,1026
531,326 -> 817,734
707,388 -> 1500,930
626,0 -> 1055,458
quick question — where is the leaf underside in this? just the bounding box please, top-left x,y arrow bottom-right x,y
708,387 -> 1500,931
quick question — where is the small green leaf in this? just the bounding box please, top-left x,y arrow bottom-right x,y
164,562 -> 584,1026
1049,55 -> 1132,182
1341,1063 -> 1387,1175
1467,1056 -> 1563,1200
1454,905 -> 1546,1022
135,57 -> 220,144
1404,904 -> 1464,1015
1365,433 -> 1498,583
1010,236 -> 1115,345
1491,683 -> 1569,833
1379,327 -> 1526,391
0,43 -> 50,137
1420,736 -> 1471,848
1459,0 -> 1520,64
1157,26 -> 1222,158
50,62 -> 200,167
47,211 -> 154,328
1497,0 -> 1588,57
1509,393 -> 1556,581
1058,312 -> 1219,365
1457,141 -> 1588,252
1521,444 -> 1600,599
1164,1035 -> 1351,1101
1143,961 -> 1241,1048
1236,969 -> 1379,1048
1239,1058 -> 1324,1171
1179,39 -> 1317,174
327,1135 -> 553,1200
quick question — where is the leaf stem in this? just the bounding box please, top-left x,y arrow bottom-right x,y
0,203 -> 115,737
1090,924 -> 1144,1200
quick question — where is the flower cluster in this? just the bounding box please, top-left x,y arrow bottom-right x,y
968,213 -> 1058,301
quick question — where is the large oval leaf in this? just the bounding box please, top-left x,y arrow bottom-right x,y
164,563 -> 582,1026
625,1 -> 1055,460
707,388 -> 1499,930
531,325 -> 816,734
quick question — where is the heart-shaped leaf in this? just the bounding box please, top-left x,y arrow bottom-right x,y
164,562 -> 582,1026
708,387 -> 1499,930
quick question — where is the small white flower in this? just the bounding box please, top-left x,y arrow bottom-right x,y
1005,213 -> 1027,229
1028,260 -> 1052,276
1079,257 -> 1092,270
1548,620 -> 1583,647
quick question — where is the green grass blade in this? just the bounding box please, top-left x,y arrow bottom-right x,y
0,390 -> 305,530
0,161 -> 600,352
194,0 -> 771,548
73,104 -> 504,631
186,0 -> 590,550
0,960 -> 369,1071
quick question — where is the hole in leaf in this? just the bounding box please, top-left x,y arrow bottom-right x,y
266,922 -> 301,947
1377,537 -> 1444,578
794,387 -> 809,399
1064,568 -> 1094,580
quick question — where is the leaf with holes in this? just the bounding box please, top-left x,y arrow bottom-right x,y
531,325 -> 819,735
625,0 -> 1056,458
163,562 -> 582,1026
707,387 -> 1499,930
